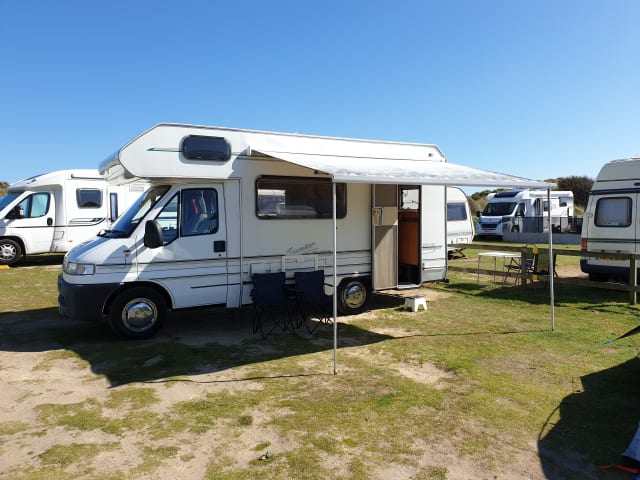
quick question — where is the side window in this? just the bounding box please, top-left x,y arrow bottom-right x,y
595,197 -> 632,227
155,193 -> 179,244
77,189 -> 103,208
447,202 -> 467,221
17,192 -> 50,218
181,189 -> 219,236
256,177 -> 346,219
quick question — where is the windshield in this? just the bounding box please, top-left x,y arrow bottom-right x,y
100,185 -> 171,237
0,192 -> 21,212
482,202 -> 517,216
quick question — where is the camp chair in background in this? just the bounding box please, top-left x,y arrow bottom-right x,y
293,270 -> 333,333
250,272 -> 296,338
503,244 -> 536,285
526,248 -> 558,288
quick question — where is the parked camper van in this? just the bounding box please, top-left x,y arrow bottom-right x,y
446,187 -> 474,254
580,157 -> 640,281
0,170 -> 146,266
476,189 -> 574,238
57,124 -> 549,339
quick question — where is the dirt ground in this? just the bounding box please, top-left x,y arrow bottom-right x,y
0,263 -> 602,479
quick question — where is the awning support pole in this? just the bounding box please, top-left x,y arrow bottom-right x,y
547,189 -> 555,331
332,182 -> 338,374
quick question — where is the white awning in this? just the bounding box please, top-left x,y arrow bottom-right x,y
252,149 -> 552,189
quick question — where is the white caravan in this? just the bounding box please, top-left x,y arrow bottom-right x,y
446,187 -> 474,255
580,157 -> 640,281
0,170 -> 146,266
57,124 -> 550,339
476,189 -> 574,238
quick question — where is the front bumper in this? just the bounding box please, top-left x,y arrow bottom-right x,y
57,274 -> 121,322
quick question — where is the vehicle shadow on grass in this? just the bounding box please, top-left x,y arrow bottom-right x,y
537,355 -> 640,479
0,304 -> 393,387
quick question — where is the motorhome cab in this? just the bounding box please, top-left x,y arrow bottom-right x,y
446,187 -> 474,255
58,124 -> 549,339
0,170 -> 146,266
581,157 -> 640,281
476,189 -> 574,238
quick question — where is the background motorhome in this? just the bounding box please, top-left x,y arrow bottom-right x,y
580,157 -> 640,281
0,169 -> 146,266
446,187 -> 474,257
476,189 -> 574,238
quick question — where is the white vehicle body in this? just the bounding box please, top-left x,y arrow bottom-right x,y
57,124 -> 550,339
580,157 -> 640,281
446,187 -> 474,251
476,189 -> 574,238
0,170 -> 146,266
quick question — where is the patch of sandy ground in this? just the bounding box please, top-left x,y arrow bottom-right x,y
0,288 -> 583,480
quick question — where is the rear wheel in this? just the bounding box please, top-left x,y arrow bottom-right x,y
337,278 -> 370,315
108,287 -> 167,339
0,239 -> 22,266
588,272 -> 608,282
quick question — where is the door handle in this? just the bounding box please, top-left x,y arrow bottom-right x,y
214,240 -> 226,253
47,217 -> 53,226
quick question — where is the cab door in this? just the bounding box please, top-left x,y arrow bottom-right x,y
9,191 -> 55,253
136,184 -> 228,309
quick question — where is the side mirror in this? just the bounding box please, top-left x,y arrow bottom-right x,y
476,211 -> 482,218
6,205 -> 24,219
143,220 -> 164,248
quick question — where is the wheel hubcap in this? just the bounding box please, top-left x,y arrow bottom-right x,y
343,282 -> 366,309
122,298 -> 158,332
0,244 -> 16,261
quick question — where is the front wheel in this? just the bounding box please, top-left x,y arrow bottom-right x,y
108,287 -> 167,339
337,278 -> 370,315
0,239 -> 22,266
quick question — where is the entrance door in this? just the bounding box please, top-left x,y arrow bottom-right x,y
11,191 -> 56,253
372,184 -> 398,290
398,186 -> 422,286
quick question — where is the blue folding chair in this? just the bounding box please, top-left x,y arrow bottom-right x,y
250,272 -> 296,338
294,270 -> 333,333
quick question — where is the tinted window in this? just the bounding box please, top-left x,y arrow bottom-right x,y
447,202 -> 468,221
482,202 -> 516,216
182,135 -> 231,161
256,177 -> 346,219
77,188 -> 103,208
595,197 -> 632,227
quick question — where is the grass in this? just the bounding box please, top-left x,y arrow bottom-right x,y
0,252 -> 638,479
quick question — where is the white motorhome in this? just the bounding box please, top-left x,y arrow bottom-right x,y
580,157 -> 640,281
446,187 -> 474,255
476,189 -> 574,238
0,170 -> 146,266
57,124 -> 549,339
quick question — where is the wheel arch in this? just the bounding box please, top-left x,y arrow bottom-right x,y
103,281 -> 173,317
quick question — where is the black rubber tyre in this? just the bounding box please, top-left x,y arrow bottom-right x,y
0,239 -> 22,266
337,278 -> 370,315
588,272 -> 608,282
511,225 -> 519,232
108,287 -> 166,339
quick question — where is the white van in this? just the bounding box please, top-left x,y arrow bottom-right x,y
0,170 -> 146,266
580,157 -> 640,281
476,189 -> 574,238
446,187 -> 474,255
57,124 -> 549,339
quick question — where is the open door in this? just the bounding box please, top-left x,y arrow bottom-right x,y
398,186 -> 422,287
372,184 -> 398,290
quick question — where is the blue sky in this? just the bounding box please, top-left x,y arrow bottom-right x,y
1,0 -> 638,188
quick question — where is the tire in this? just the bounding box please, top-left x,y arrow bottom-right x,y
0,239 -> 22,266
588,272 -> 608,282
108,287 -> 166,339
511,225 -> 519,233
337,278 -> 370,315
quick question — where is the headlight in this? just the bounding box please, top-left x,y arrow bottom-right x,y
63,261 -> 96,275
